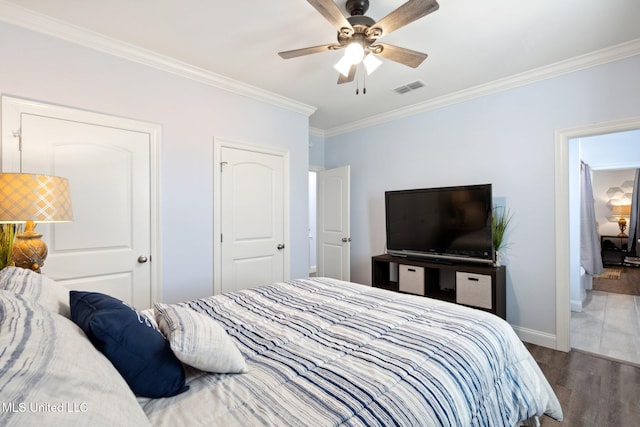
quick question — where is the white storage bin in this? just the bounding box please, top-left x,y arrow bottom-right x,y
456,272 -> 492,309
399,265 -> 425,295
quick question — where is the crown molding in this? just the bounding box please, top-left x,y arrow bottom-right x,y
309,127 -> 325,138
323,38 -> 640,138
0,1 -> 317,117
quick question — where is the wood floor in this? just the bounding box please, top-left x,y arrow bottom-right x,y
525,342 -> 640,426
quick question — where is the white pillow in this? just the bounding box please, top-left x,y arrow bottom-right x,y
0,290 -> 151,427
0,266 -> 70,318
154,303 -> 247,374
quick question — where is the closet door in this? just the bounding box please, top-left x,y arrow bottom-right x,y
219,145 -> 286,293
2,97 -> 159,309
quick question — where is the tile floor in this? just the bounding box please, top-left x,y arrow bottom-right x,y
571,290 -> 640,366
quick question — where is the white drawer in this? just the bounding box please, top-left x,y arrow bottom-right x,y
399,265 -> 425,295
456,272 -> 492,309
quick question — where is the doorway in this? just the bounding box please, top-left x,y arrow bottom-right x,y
308,170 -> 318,276
308,166 -> 352,281
555,116 -> 640,353
571,164 -> 639,365
316,166 -> 351,281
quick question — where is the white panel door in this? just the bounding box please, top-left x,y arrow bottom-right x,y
16,114 -> 152,308
317,165 -> 350,281
220,146 -> 285,293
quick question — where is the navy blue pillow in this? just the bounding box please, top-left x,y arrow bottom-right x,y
70,291 -> 188,398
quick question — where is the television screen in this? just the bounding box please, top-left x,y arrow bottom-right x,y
385,184 -> 494,264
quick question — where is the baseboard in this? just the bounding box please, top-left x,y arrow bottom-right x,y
511,325 -> 559,350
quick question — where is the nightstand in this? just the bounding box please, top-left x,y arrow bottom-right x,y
600,235 -> 628,266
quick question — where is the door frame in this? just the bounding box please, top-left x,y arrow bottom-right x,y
554,115 -> 640,352
212,137 -> 290,295
1,96 -> 163,303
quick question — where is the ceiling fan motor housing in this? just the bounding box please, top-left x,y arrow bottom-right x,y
346,0 -> 370,16
339,16 -> 376,46
342,1 -> 377,44
347,15 -> 375,28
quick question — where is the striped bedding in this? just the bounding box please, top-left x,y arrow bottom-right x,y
139,277 -> 562,426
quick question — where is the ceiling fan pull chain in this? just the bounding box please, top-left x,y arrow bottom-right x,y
363,70 -> 367,94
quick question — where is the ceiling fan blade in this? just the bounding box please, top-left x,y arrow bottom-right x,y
337,65 -> 356,84
307,0 -> 354,34
374,43 -> 428,68
278,43 -> 341,59
369,0 -> 439,38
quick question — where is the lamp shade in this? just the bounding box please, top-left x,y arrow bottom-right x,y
612,204 -> 631,217
0,173 -> 73,223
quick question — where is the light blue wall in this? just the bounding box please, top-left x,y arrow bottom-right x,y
325,54 -> 640,337
581,129 -> 640,167
0,21 -> 311,303
309,133 -> 325,168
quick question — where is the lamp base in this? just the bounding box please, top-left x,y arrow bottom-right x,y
618,217 -> 628,238
12,223 -> 47,273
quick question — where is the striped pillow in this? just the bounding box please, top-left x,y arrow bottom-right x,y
154,303 -> 247,373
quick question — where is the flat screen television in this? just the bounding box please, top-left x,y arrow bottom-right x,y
385,184 -> 494,264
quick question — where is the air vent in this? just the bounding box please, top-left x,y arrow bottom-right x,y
393,80 -> 425,94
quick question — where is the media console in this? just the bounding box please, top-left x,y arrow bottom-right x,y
371,254 -> 506,319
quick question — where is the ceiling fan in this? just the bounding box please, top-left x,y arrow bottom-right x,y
278,0 -> 439,85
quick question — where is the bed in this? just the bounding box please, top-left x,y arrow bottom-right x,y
0,267 -> 562,426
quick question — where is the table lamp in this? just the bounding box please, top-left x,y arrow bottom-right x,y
612,204 -> 631,237
0,173 -> 73,272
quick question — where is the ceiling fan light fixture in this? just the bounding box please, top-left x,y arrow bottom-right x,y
363,53 -> 382,75
278,0 -> 439,88
344,41 -> 365,64
333,55 -> 352,77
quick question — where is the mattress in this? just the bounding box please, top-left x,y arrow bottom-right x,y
139,277 -> 562,426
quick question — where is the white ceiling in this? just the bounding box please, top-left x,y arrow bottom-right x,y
2,0 -> 640,134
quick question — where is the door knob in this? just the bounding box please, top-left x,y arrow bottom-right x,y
277,244 -> 285,250
341,237 -> 352,243
137,255 -> 148,263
